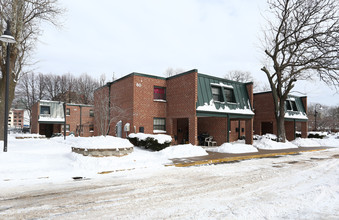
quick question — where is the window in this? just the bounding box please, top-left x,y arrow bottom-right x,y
89,109 -> 94,117
153,118 -> 166,131
224,88 -> 236,103
62,124 -> 70,132
285,100 -> 298,111
89,124 -> 94,132
66,108 -> 70,116
291,101 -> 298,111
211,86 -> 223,102
154,86 -> 166,100
40,106 -> 50,114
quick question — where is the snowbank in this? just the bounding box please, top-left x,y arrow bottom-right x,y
65,136 -> 133,149
293,136 -> 339,148
207,142 -> 258,154
157,144 -> 208,158
128,133 -> 172,144
0,135 -> 205,187
253,138 -> 298,150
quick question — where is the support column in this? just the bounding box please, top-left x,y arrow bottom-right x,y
189,116 -> 198,145
301,121 -> 308,138
245,118 -> 253,145
227,116 -> 230,143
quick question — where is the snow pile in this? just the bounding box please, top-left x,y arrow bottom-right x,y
0,135 -> 205,187
157,144 -> 208,158
14,133 -> 46,138
128,133 -> 172,144
293,136 -> 339,148
254,137 -> 298,150
207,142 -> 258,154
308,131 -> 328,136
65,135 -> 133,149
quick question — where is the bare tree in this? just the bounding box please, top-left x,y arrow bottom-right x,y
75,73 -> 99,104
94,86 -> 129,136
164,67 -> 185,77
0,0 -> 63,140
14,72 -> 46,127
224,70 -> 270,93
225,70 -> 253,83
260,0 -> 339,142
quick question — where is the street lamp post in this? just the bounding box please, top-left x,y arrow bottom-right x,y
314,104 -> 322,131
0,20 -> 16,152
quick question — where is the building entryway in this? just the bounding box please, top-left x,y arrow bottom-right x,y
176,118 -> 189,144
261,122 -> 273,135
39,124 -> 54,137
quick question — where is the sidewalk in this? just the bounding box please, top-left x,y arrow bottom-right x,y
169,146 -> 330,167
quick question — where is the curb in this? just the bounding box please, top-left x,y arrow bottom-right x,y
167,148 -> 326,167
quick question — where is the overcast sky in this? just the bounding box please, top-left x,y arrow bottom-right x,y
33,0 -> 338,106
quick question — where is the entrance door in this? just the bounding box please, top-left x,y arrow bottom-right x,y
177,118 -> 189,144
261,122 -> 273,135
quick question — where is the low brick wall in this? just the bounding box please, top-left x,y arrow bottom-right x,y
71,147 -> 133,157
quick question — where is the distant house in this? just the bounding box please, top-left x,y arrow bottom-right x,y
94,69 -> 254,145
253,92 -> 308,140
31,100 -> 94,137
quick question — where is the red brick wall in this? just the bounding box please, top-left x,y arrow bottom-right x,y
285,121 -> 295,141
31,102 -> 39,134
94,86 -> 109,136
66,105 -> 94,137
198,117 -> 227,145
253,92 -> 277,135
108,76 -> 135,137
167,70 -> 198,145
133,75 -> 167,135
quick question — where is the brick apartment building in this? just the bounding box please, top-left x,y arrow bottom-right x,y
94,69 -> 254,146
31,100 -> 94,137
253,92 -> 308,140
8,109 -> 24,129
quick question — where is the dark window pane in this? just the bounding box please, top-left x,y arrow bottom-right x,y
153,118 -> 166,131
224,88 -> 236,103
285,101 -> 292,111
89,109 -> 94,117
40,106 -> 50,114
291,101 -> 298,111
211,86 -> 223,102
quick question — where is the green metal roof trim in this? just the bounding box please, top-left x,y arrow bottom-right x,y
284,95 -> 308,121
38,121 -> 65,124
196,73 -> 254,118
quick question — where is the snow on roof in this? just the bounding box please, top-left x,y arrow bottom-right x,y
284,112 -> 308,120
38,116 -> 65,122
210,82 -> 234,89
196,100 -> 254,115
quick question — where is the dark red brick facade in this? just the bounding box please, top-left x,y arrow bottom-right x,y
253,92 -> 308,140
94,70 -> 255,146
31,101 -> 94,137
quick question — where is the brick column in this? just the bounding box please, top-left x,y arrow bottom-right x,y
189,116 -> 198,145
301,121 -> 308,138
245,118 -> 253,145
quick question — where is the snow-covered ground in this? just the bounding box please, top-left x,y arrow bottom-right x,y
0,147 -> 338,219
1,133 -> 338,188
